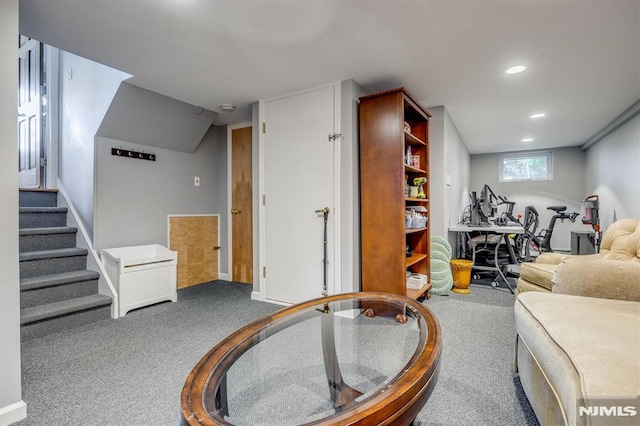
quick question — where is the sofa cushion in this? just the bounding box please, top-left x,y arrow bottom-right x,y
515,292 -> 640,424
600,218 -> 640,262
519,262 -> 556,291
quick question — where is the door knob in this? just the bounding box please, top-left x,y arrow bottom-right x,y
231,208 -> 241,214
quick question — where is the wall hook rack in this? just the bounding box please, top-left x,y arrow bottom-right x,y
111,147 -> 156,161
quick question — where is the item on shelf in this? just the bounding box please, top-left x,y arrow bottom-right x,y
407,273 -> 428,289
406,207 -> 428,229
404,121 -> 411,133
406,145 -> 412,166
409,186 -> 418,198
414,177 -> 427,198
411,155 -> 420,169
405,174 -> 410,197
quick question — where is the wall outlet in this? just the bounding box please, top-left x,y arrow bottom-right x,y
194,176 -> 200,187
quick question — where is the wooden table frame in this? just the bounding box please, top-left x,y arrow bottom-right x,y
180,292 -> 442,425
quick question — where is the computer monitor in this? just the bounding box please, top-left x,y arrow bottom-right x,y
479,184 -> 496,219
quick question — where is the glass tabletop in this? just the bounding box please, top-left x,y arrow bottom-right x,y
181,293 -> 441,426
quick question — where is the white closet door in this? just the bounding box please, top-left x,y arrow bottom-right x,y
263,85 -> 337,304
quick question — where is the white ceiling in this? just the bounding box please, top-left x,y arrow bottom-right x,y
19,0 -> 640,154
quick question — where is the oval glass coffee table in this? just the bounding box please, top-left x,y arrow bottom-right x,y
181,292 -> 441,425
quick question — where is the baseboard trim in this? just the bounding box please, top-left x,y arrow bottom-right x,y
250,291 -> 292,307
218,273 -> 230,281
0,400 -> 27,425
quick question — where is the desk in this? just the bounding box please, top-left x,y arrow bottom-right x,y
448,224 -> 524,293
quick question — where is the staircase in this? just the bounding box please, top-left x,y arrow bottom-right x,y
19,189 -> 112,340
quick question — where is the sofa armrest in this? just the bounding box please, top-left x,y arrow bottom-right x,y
535,252 -> 600,265
552,257 -> 640,302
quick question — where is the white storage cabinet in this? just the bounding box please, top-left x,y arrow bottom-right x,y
101,244 -> 177,317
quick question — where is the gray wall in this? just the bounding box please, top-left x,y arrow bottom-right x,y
94,127 -> 228,276
97,82 -> 216,153
585,113 -> 640,228
429,107 -> 446,238
59,52 -> 130,237
429,106 -> 471,239
444,108 -> 471,231
470,147 -> 588,251
0,1 -> 25,423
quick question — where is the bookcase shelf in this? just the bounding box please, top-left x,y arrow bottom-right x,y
360,87 -> 432,300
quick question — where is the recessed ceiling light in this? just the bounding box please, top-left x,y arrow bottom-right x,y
505,65 -> 526,74
220,104 -> 235,112
530,113 -> 546,119
521,138 -> 534,143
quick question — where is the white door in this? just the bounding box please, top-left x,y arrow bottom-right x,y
18,37 -> 43,188
263,85 -> 338,304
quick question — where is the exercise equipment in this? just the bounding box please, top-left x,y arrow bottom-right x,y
516,206 -> 540,262
522,205 -> 579,253
581,194 -> 601,252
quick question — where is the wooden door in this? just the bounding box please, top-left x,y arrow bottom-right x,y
18,37 -> 43,188
263,85 -> 337,304
231,126 -> 253,284
169,216 -> 218,289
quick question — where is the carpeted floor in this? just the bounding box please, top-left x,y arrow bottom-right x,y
415,280 -> 538,425
17,279 -> 538,425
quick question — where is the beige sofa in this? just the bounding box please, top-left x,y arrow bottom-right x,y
514,218 -> 640,425
517,218 -> 640,294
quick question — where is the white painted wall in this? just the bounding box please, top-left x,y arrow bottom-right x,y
94,126 -> 227,276
585,113 -> 640,228
59,52 -> 130,238
340,79 -> 366,293
0,2 -> 26,424
470,147 -> 588,251
251,102 -> 261,296
213,125 -> 229,275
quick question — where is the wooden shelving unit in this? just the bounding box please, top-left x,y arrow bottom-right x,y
359,87 -> 431,299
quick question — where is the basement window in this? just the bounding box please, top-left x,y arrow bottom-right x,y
499,150 -> 553,182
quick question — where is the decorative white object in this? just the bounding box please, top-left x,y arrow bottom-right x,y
407,273 -> 428,289
101,244 -> 177,317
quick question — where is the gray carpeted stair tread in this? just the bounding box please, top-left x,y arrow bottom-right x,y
19,206 -> 68,214
20,247 -> 88,262
19,189 -> 58,208
20,226 -> 78,236
21,294 -> 112,325
21,270 -> 101,291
